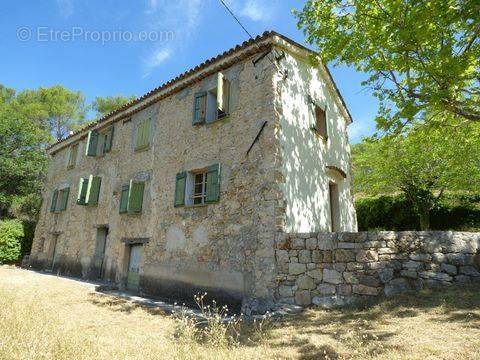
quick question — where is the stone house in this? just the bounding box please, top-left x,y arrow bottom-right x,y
29,31 -> 357,312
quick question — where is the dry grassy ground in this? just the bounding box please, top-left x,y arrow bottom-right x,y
0,266 -> 479,360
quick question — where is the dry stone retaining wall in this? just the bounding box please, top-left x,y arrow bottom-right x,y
275,232 -> 480,307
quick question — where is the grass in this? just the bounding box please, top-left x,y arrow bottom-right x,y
0,266 -> 479,359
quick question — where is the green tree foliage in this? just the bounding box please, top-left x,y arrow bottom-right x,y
296,0 -> 480,131
353,121 -> 480,229
91,95 -> 135,117
0,86 -> 50,219
0,219 -> 23,263
15,85 -> 86,141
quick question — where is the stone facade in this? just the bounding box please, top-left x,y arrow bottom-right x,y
275,232 -> 480,307
28,32 -> 357,313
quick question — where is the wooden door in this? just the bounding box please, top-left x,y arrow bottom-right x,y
126,245 -> 142,291
93,227 -> 108,279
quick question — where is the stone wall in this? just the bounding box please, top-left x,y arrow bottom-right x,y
275,232 -> 480,307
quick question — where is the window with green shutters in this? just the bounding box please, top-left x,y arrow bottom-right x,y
76,178 -> 89,205
128,180 -> 144,213
86,175 -> 102,205
135,118 -> 152,151
56,187 -> 70,212
102,125 -> 114,153
119,184 -> 129,214
119,180 -> 145,214
192,72 -> 230,125
50,190 -> 59,212
85,130 -> 98,156
175,164 -> 221,207
77,176 -> 101,206
67,143 -> 78,169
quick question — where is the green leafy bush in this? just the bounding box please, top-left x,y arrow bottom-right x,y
0,219 -> 24,263
356,193 -> 480,231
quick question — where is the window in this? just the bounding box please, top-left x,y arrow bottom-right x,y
67,143 -> 78,169
328,182 -> 340,232
50,187 -> 70,213
135,118 -> 152,151
314,105 -> 328,139
119,180 -> 145,214
85,125 -> 114,157
77,176 -> 102,206
193,172 -> 207,205
174,164 -> 221,207
192,72 -> 230,125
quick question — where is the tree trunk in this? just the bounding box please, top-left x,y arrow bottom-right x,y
419,210 -> 431,230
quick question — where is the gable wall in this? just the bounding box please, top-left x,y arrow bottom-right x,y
273,48 -> 358,233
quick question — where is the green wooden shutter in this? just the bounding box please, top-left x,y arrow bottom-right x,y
193,92 -> 207,125
135,119 -> 151,151
76,178 -> 89,205
85,130 -> 98,156
50,190 -> 58,212
59,187 -> 70,211
103,125 -> 114,153
119,184 -> 129,214
174,172 -> 187,207
128,180 -> 145,214
205,164 -> 221,203
86,175 -> 102,206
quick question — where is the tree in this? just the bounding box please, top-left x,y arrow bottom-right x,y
91,95 -> 135,117
352,120 -> 480,229
296,0 -> 480,132
0,85 -> 50,220
15,85 -> 86,141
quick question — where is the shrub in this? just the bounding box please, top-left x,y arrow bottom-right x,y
356,193 -> 480,231
0,220 -> 24,263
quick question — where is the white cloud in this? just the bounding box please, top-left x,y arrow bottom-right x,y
142,47 -> 172,78
240,0 -> 272,22
141,0 -> 202,78
56,0 -> 74,19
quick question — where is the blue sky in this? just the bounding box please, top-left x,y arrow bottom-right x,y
0,0 -> 378,142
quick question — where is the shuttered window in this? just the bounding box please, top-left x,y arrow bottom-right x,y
119,181 -> 145,214
102,125 -> 114,153
57,187 -> 70,211
128,180 -> 145,214
67,143 -> 78,169
85,130 -> 99,156
192,72 -> 231,125
314,105 -> 328,139
135,118 -> 152,151
174,172 -> 187,207
86,175 -> 102,205
76,178 -> 89,205
119,184 -> 129,214
205,163 -> 221,203
193,92 -> 207,125
50,190 -> 59,212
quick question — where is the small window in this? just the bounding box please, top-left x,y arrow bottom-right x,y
135,118 -> 152,151
175,164 -> 221,207
67,144 -> 78,169
85,126 -> 114,157
192,72 -> 230,125
314,105 -> 328,139
52,187 -> 70,212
